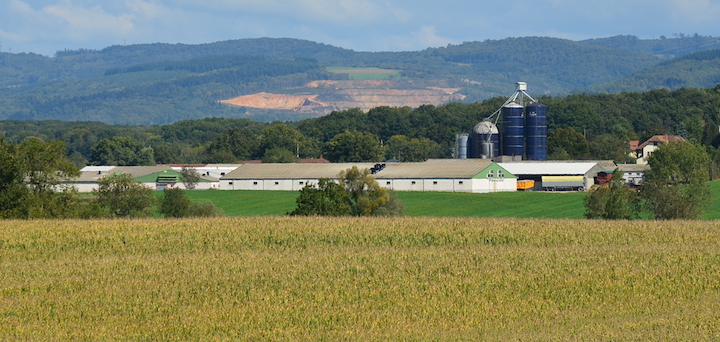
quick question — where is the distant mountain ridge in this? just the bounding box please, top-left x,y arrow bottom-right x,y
1,35 -> 720,125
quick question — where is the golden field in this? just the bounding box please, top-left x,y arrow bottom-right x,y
1,217 -> 720,340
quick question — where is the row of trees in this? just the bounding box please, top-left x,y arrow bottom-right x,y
3,85 -> 720,168
585,141 -> 711,220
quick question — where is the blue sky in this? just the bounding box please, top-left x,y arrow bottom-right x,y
2,0 -> 720,56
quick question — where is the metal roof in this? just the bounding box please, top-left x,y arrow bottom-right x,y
222,163 -> 377,179
617,164 -> 651,172
498,162 -> 602,176
374,160 -> 494,179
221,160 -> 505,180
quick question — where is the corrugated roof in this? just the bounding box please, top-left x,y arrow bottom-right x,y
617,163 -> 651,172
80,166 -> 116,172
222,163 -> 377,179
374,160 -> 493,179
499,162 -> 601,175
221,160 -> 502,180
110,166 -> 171,179
72,166 -> 167,182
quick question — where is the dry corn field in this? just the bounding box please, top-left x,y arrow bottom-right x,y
1,217 -> 720,340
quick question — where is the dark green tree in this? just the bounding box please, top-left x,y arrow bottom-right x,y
641,141 -> 711,219
385,135 -> 442,162
262,147 -> 300,163
589,134 -> 632,163
95,173 -> 155,217
90,136 -> 155,166
585,169 -> 639,219
159,187 -> 191,218
203,128 -> 259,162
290,178 -> 352,216
325,130 -> 384,162
548,127 -> 589,159
0,138 -> 27,218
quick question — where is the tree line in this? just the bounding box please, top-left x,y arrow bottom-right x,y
3,85 -> 720,168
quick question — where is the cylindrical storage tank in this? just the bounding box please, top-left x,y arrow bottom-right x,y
456,134 -> 468,159
525,103 -> 547,161
502,103 -> 524,157
471,121 -> 499,158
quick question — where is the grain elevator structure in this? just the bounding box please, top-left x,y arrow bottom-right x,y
457,82 -> 547,161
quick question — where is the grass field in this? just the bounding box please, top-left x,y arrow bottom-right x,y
326,67 -> 402,80
2,217 -> 720,340
182,180 -> 720,219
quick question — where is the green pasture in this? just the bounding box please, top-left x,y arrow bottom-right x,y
326,67 -> 402,80
180,180 -> 720,219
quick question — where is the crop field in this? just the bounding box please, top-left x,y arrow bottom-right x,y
326,67 -> 402,80
2,217 -> 720,340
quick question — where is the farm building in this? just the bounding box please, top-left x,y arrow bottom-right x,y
617,163 -> 650,186
634,135 -> 686,164
373,159 -> 516,193
498,160 -> 616,191
220,163 -> 376,191
220,159 -> 517,193
71,166 -> 224,192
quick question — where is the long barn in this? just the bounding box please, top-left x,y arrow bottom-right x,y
220,159 -> 517,193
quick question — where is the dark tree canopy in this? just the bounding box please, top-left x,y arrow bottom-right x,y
641,142 -> 711,220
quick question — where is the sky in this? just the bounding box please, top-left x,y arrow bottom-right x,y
2,0 -> 720,56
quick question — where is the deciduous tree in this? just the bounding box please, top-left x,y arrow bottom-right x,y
159,187 -> 191,218
95,173 -> 155,217
325,131 -> 384,162
585,169 -> 639,219
641,141 -> 711,219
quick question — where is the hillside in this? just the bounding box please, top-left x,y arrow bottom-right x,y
584,49 -> 720,93
1,36 -> 719,124
580,34 -> 720,58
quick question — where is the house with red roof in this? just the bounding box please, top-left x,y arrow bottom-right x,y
635,135 -> 686,164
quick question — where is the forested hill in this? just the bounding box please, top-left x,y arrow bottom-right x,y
585,49 -> 720,93
1,35 -> 720,125
580,34 -> 720,58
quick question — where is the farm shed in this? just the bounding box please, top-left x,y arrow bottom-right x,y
70,166 -> 220,192
133,167 -> 219,190
373,159 -> 516,193
220,160 -> 517,193
498,161 -> 616,191
220,163 -> 377,191
617,163 -> 650,186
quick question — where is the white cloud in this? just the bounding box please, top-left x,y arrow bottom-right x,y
414,26 -> 454,48
43,4 -> 135,39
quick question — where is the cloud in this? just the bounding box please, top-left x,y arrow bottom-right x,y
44,4 -> 135,39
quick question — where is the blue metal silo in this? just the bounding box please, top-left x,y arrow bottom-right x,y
502,102 -> 524,157
525,103 -> 547,161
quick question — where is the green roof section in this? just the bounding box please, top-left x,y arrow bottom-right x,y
473,163 -> 517,179
133,168 -> 211,183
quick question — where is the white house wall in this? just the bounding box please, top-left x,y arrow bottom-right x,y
375,178 -> 516,193
221,179 -> 320,191
474,178 -> 517,193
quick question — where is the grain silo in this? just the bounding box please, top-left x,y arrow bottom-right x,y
502,102 -> 524,157
525,102 -> 547,161
469,121 -> 500,159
